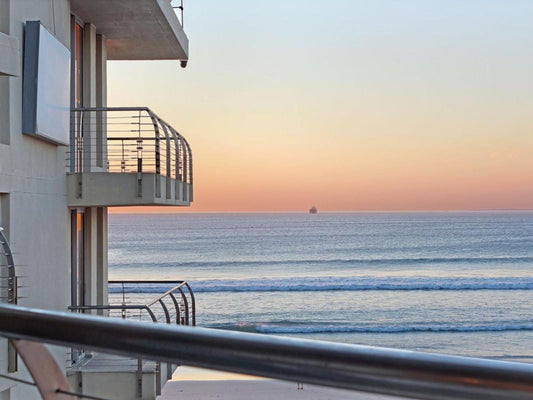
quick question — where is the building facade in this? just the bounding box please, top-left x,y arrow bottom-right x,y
0,1 -> 191,399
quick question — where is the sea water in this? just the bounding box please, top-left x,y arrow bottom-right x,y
108,211 -> 533,361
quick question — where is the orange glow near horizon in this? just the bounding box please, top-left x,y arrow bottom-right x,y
108,1 -> 533,212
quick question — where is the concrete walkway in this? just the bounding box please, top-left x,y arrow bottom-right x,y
158,367 -> 405,400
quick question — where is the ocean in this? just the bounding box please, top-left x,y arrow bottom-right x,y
108,211 -> 533,362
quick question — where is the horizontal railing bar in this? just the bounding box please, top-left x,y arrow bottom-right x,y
69,305 -> 147,311
72,107 -> 151,112
69,304 -> 158,322
70,124 -> 154,127
109,280 -> 185,284
106,137 -> 161,141
2,304 -> 533,400
75,121 -> 154,124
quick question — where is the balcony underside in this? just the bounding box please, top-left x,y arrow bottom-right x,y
67,173 -> 192,207
70,0 -> 188,60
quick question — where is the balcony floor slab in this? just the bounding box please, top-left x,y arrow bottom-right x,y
67,173 -> 192,207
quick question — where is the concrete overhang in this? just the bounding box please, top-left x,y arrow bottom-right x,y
67,173 -> 192,207
70,0 -> 188,61
0,32 -> 21,76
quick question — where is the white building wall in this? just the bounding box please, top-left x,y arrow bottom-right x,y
0,1 -> 107,399
2,0 -> 71,309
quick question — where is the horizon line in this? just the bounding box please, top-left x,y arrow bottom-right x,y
108,208 -> 533,214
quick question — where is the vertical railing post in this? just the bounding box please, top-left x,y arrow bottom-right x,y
185,282 -> 196,326
168,292 -> 181,324
159,120 -> 172,200
147,111 -> 161,198
177,136 -> 184,201
120,139 -> 126,173
137,111 -> 143,197
0,227 -> 18,372
137,357 -> 143,398
76,110 -> 84,198
186,140 -> 193,202
69,110 -> 76,173
155,361 -> 161,396
169,126 -> 181,201
177,288 -> 189,325
182,138 -> 188,202
181,0 -> 184,27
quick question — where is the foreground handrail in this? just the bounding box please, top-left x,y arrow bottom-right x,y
1,304 -> 533,400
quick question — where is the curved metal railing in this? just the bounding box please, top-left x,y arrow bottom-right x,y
0,227 -> 18,372
68,107 -> 193,202
0,227 -> 16,305
70,280 -> 195,326
68,280 -> 196,395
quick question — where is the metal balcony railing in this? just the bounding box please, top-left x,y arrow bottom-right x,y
3,304 -> 533,400
171,0 -> 185,27
68,107 -> 193,201
68,280 -> 195,396
0,227 -> 18,372
69,280 -> 195,326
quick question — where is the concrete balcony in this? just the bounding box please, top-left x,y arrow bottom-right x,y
70,0 -> 188,61
67,280 -> 196,400
67,107 -> 193,207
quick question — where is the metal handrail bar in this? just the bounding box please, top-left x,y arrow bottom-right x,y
3,304 -> 533,400
145,282 -> 187,308
72,107 -> 151,112
68,305 -> 157,322
109,280 -> 185,284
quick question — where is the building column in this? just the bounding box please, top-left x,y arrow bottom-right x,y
83,207 -> 97,306
82,23 -> 97,172
96,207 -> 108,309
95,34 -> 107,168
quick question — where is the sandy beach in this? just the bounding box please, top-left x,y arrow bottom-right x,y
158,367 -> 402,400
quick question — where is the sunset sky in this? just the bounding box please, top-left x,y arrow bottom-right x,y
108,0 -> 533,212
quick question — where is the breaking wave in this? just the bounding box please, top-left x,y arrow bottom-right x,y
256,323 -> 533,334
109,256 -> 533,269
108,276 -> 533,294
210,322 -> 533,334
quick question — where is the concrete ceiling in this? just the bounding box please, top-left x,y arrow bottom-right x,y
70,0 -> 188,60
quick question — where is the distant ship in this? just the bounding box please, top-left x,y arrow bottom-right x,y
309,206 -> 318,214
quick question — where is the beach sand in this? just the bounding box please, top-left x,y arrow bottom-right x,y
158,366 -> 403,400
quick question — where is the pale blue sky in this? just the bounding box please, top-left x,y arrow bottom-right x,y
109,1 -> 533,211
